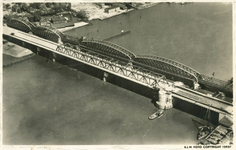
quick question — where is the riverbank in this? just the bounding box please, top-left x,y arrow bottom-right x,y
71,3 -> 133,21
3,40 -> 33,58
71,3 -> 158,21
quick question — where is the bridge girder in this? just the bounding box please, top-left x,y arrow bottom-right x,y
7,19 -> 36,33
81,40 -> 136,61
32,26 -> 65,43
35,26 -> 64,38
134,55 -> 201,82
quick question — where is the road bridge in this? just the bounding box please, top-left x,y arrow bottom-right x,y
3,26 -> 233,126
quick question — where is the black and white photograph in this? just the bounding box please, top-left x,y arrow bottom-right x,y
1,1 -> 234,149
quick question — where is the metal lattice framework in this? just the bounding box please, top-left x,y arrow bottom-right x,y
32,26 -> 65,43
6,18 -> 36,33
44,26 -> 65,37
134,55 -> 201,82
55,45 -> 165,86
34,26 -> 64,38
81,40 -> 136,60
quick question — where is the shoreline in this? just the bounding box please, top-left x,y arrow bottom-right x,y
59,3 -> 157,32
3,40 -> 33,58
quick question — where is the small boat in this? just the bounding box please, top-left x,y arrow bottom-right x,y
148,110 -> 163,120
197,126 -> 213,140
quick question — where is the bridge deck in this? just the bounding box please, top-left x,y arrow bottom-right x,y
173,87 -> 232,116
3,26 -> 233,117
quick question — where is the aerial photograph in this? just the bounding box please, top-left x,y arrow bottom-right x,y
2,1 -> 233,148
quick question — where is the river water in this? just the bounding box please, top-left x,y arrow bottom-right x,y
3,3 -> 232,145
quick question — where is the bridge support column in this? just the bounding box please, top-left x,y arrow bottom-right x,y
165,92 -> 173,109
36,47 -> 41,55
156,89 -> 173,110
157,89 -> 166,110
103,72 -> 109,82
52,53 -> 56,62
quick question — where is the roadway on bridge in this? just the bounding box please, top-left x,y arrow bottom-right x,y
172,87 -> 233,115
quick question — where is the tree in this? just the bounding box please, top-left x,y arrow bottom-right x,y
124,3 -> 133,9
45,3 -> 53,8
76,10 -> 88,20
17,8 -> 22,13
39,3 -> 47,11
5,3 -> 11,9
30,3 -> 41,9
3,14 -> 12,21
33,12 -> 41,21
67,3 -> 71,10
21,3 -> 28,12
11,4 -> 19,12
53,3 -> 61,12
28,12 -> 41,22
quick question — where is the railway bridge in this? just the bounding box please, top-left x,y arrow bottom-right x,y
3,25 -> 233,127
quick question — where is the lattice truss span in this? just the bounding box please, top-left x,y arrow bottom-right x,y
6,18 -> 36,33
55,45 -> 165,86
81,40 -> 136,61
32,26 -> 65,43
134,55 -> 201,82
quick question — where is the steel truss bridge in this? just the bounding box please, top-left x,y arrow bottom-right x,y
3,26 -> 233,122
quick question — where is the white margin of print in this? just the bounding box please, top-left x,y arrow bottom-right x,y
0,0 -> 235,150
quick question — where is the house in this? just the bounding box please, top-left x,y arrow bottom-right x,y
104,6 -> 120,13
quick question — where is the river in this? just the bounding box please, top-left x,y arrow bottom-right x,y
3,3 -> 232,145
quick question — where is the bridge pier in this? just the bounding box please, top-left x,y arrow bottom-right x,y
156,89 -> 173,110
52,52 -> 56,62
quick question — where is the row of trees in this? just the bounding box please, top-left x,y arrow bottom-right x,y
7,3 -> 71,15
4,3 -> 88,22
